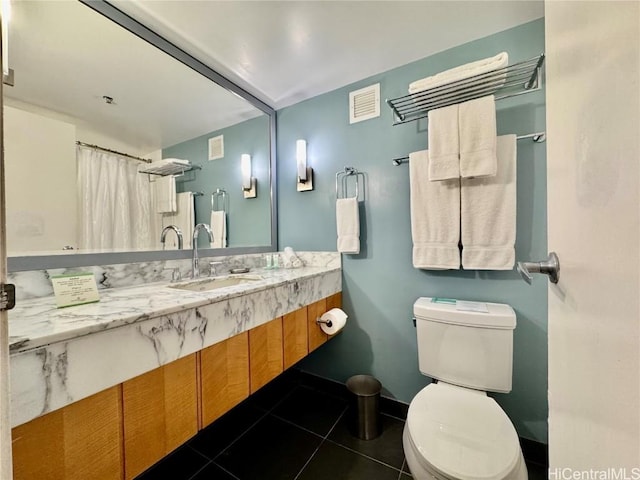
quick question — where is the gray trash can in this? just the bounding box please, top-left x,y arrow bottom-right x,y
346,375 -> 382,440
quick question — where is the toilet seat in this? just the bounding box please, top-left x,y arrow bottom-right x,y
406,383 -> 520,480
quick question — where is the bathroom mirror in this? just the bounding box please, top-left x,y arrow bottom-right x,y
4,0 -> 276,270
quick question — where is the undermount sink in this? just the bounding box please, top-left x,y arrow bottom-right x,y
169,275 -> 263,292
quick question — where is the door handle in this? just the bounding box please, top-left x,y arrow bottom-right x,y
517,252 -> 560,285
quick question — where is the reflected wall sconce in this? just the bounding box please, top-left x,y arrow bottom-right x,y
241,154 -> 257,198
296,139 -> 313,192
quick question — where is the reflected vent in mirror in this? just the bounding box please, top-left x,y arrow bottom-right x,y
349,83 -> 380,124
208,134 -> 224,160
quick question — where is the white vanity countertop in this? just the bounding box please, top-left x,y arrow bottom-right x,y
9,265 -> 339,354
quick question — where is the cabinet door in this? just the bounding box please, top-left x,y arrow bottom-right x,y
249,318 -> 284,393
12,386 -> 124,480
123,354 -> 198,480
307,298 -> 328,352
326,292 -> 342,313
200,332 -> 249,428
283,307 -> 308,370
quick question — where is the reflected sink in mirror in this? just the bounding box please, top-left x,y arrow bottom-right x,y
169,275 -> 263,292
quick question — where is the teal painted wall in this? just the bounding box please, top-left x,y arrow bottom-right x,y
163,115 -> 271,248
277,19 -> 548,443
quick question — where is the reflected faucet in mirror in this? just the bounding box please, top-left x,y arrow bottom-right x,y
192,223 -> 214,278
160,225 -> 183,250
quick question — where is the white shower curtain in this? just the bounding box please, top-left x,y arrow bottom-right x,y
77,146 -> 156,251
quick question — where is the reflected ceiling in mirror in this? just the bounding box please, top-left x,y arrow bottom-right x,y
4,0 -> 274,259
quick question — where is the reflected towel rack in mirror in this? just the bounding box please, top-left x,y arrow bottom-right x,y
211,188 -> 229,212
138,160 -> 201,177
391,131 -> 546,166
386,53 -> 545,126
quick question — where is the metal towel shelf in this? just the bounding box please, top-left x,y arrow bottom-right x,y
386,54 -> 545,126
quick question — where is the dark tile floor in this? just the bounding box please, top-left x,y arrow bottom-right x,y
136,370 -> 548,480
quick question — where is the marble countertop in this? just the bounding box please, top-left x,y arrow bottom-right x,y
9,265 -> 339,354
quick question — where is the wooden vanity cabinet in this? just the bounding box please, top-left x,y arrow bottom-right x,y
249,317 -> 284,393
199,331 -> 250,428
12,386 -> 124,480
122,353 -> 198,480
283,307 -> 308,369
11,292 -> 342,478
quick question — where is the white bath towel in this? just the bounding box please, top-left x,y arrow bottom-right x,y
410,150 -> 461,269
409,52 -> 509,94
155,175 -> 176,213
459,95 -> 497,178
428,104 -> 460,181
461,135 -> 516,270
162,192 -> 194,249
210,210 -> 227,248
336,197 -> 360,254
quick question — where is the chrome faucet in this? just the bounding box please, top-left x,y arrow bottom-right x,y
192,223 -> 214,278
160,225 -> 183,250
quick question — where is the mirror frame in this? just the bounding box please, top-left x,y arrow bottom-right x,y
7,0 -> 277,272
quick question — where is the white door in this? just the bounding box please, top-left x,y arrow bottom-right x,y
546,1 -> 640,469
0,21 -> 12,479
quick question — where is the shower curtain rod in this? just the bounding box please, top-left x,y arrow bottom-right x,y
76,141 -> 152,164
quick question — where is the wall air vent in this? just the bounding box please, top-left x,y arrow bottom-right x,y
208,135 -> 224,160
349,83 -> 380,124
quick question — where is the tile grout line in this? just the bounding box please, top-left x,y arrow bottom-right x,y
323,437 -> 405,474
209,407 -> 272,462
292,405 -> 349,480
205,381 -> 301,465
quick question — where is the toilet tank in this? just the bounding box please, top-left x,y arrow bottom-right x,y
413,297 -> 516,393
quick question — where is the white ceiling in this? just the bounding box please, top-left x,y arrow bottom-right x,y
5,1 -> 544,154
111,1 -> 544,109
6,0 -> 262,155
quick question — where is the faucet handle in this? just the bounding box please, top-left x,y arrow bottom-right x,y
163,267 -> 182,283
209,261 -> 223,277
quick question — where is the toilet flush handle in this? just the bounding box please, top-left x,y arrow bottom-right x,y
517,252 -> 560,285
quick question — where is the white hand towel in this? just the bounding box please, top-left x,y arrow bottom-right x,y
283,246 -> 304,268
210,210 -> 227,248
427,104 -> 460,181
162,192 -> 194,249
461,135 -> 516,270
459,95 -> 497,178
336,197 -> 360,254
410,150 -> 461,269
409,52 -> 509,94
155,175 -> 176,213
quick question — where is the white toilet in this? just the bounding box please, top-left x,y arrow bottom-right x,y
403,297 -> 528,480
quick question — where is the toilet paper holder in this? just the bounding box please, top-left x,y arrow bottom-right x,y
316,317 -> 333,328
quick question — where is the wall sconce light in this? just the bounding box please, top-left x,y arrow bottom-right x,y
241,154 -> 257,198
296,139 -> 313,192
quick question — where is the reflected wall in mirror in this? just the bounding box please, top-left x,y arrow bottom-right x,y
4,0 -> 273,257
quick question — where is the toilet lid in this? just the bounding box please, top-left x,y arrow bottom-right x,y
407,383 -> 520,480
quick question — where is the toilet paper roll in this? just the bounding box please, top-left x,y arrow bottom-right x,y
318,308 -> 348,335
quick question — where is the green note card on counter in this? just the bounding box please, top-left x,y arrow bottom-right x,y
51,272 -> 100,308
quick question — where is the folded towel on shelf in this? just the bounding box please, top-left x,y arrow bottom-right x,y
428,104 -> 460,181
155,175 -> 176,213
461,135 -> 517,270
209,210 -> 227,248
459,95 -> 497,178
410,150 -> 461,269
162,192 -> 195,249
336,197 -> 360,254
409,51 -> 509,94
